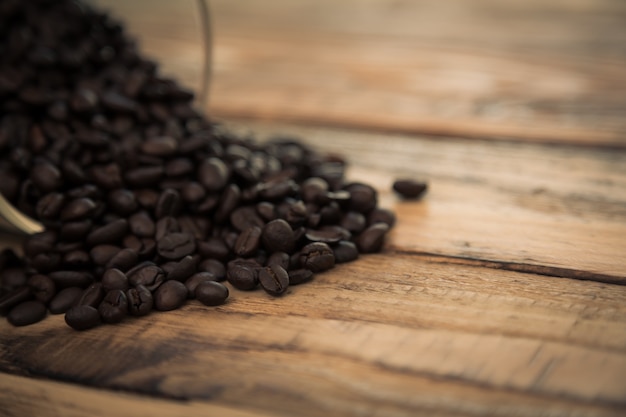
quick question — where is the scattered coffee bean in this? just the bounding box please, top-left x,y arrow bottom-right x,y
262,219 -> 294,254
8,301 -> 47,326
392,179 -> 427,199
259,265 -> 290,296
98,290 -> 128,323
65,305 -> 101,331
48,287 -> 83,314
299,242 -> 335,272
126,285 -> 153,316
356,223 -> 390,253
227,263 -> 258,290
185,272 -> 218,298
157,233 -> 196,260
101,269 -> 129,291
333,241 -> 360,263
153,280 -> 188,311
288,269 -> 314,285
195,281 -> 229,306
27,274 -> 56,304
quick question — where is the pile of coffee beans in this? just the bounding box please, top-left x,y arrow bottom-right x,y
0,0 -> 397,330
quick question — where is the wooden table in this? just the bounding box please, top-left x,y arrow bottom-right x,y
2,0 -> 626,415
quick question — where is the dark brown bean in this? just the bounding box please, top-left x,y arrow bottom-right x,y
98,289 -> 128,323
153,280 -> 188,311
0,286 -> 32,315
102,268 -> 129,291
356,223 -> 390,253
27,274 -> 56,304
258,265 -> 289,296
126,285 -> 153,316
299,242 -> 335,272
392,179 -> 428,199
8,301 -> 47,326
261,219 -> 294,254
86,219 -> 128,246
157,233 -> 196,260
184,272 -> 218,298
195,281 -> 229,306
65,305 -> 101,330
288,269 -> 314,285
48,287 -> 83,314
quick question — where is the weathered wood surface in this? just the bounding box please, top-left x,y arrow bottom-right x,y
2,0 -> 626,416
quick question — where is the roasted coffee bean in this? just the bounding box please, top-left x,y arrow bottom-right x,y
198,157 -> 229,191
62,250 -> 91,268
27,274 -> 56,304
125,166 -> 164,187
214,184 -> 240,223
153,280 -> 187,311
129,211 -> 156,237
155,189 -> 181,219
49,270 -> 94,288
184,272 -> 218,297
157,232 -> 196,260
86,219 -> 128,246
256,202 -> 277,221
101,90 -> 137,113
71,89 -> 98,112
105,248 -> 138,271
141,136 -> 178,157
261,219 -> 294,254
333,241 -> 359,263
288,269 -> 314,285
30,160 -> 62,192
301,177 -> 329,203
90,245 -> 121,266
98,289 -> 128,323
258,264 -> 289,296
197,259 -> 226,281
8,301 -> 47,326
77,283 -> 105,307
345,183 -> 377,213
36,192 -> 65,220
162,255 -> 197,282
126,285 -> 153,316
304,228 -> 345,244
102,268 -> 129,291
60,220 -> 93,241
90,163 -> 123,189
155,216 -> 180,241
258,179 -> 298,201
166,158 -> 194,177
195,281 -> 229,306
178,216 -> 210,241
108,189 -> 138,215
127,262 -> 165,291
340,211 -> 367,234
266,252 -> 290,270
230,206 -> 265,232
0,287 -> 32,315
1,267 -> 28,291
48,287 -> 83,314
135,189 -> 160,210
299,242 -> 335,272
181,182 -> 206,203
31,252 -> 62,273
392,179 -> 427,199
234,226 -> 262,257
227,263 -> 258,290
367,208 -> 396,228
60,198 -> 97,221
356,223 -> 390,253
23,232 -> 56,258
65,305 -> 101,331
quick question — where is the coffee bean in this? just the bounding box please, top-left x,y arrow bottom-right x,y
157,232 -> 196,260
214,184 -> 240,223
345,183 -> 377,213
301,177 -> 329,203
127,262 -> 165,291
227,263 -> 258,290
86,218 -> 128,246
266,252 -> 290,270
259,264 -> 289,296
304,228 -> 345,244
49,270 -> 94,288
60,220 -> 93,241
105,248 -> 138,271
77,283 -> 105,307
299,242 -> 335,272
198,157 -> 229,191
155,217 -> 180,241
62,250 -> 91,268
166,158 -> 194,177
108,189 -> 138,215
195,281 -> 228,306
155,189 -> 181,219
8,301 -> 47,326
71,89 -> 98,112
288,269 -> 314,285
333,241 -> 359,263
30,160 -> 62,192
101,90 -> 137,113
48,287 -> 83,314
230,206 -> 265,232
31,252 -> 62,273
392,179 -> 427,199
36,192 -> 65,220
162,255 -> 197,282
181,182 -> 206,203
65,305 -> 100,331
125,166 -> 164,187
262,219 -> 294,254
98,289 -> 128,323
153,280 -> 187,311
129,211 -> 156,238
126,285 -> 153,316
234,226 -> 262,257
0,286 -> 32,315
356,223 -> 390,253
141,136 -> 178,157
184,272 -> 218,297
27,274 -> 56,304
340,211 -> 367,234
197,259 -> 226,281
60,198 -> 97,221
90,245 -> 121,266
367,208 -> 396,228
102,268 -> 129,291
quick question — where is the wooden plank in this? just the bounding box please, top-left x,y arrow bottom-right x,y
1,255 -> 625,416
223,121 -> 626,283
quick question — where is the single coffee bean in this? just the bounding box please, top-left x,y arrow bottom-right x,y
195,281 -> 229,306
288,269 -> 314,285
356,223 -> 390,253
367,208 -> 396,228
304,228 -> 345,244
23,232 -> 56,258
155,188 -> 181,219
214,184 -> 241,223
108,189 -> 138,215
98,289 -> 128,324
62,250 -> 91,268
301,177 -> 329,203
31,252 -> 62,273
90,245 -> 121,266
126,285 -> 153,316
178,216 -> 209,241
30,160 -> 62,192
299,242 -> 335,272
71,89 -> 98,112
157,232 -> 196,260
162,255 -> 197,282
234,226 -> 262,257
155,216 -> 180,241
65,305 -> 101,331
166,158 -> 194,177
48,287 -> 83,314
181,182 -> 206,203
129,211 -> 156,238
90,163 -> 123,189
102,268 -> 129,291
258,264 -> 289,296
198,157 -> 229,191
105,248 -> 138,271
333,241 -> 360,263
8,301 -> 47,326
0,286 -> 32,315
141,136 -> 178,157
197,259 -> 226,281
261,219 -> 294,254
127,262 -> 165,291
125,166 -> 164,187
266,251 -> 290,270
227,263 -> 258,290
77,283 -> 105,307
123,235 -> 156,259
60,220 -> 93,241
36,192 -> 65,220
344,183 -> 377,213
340,211 -> 367,234
392,179 -> 427,199
153,280 -> 188,311
184,272 -> 218,298
48,270 -> 94,288
230,206 -> 265,232
86,218 -> 128,246
256,202 -> 277,221
101,90 -> 137,113
27,274 -> 56,304
60,197 -> 97,221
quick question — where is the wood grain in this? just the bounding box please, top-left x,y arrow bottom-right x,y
2,255 -> 625,417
